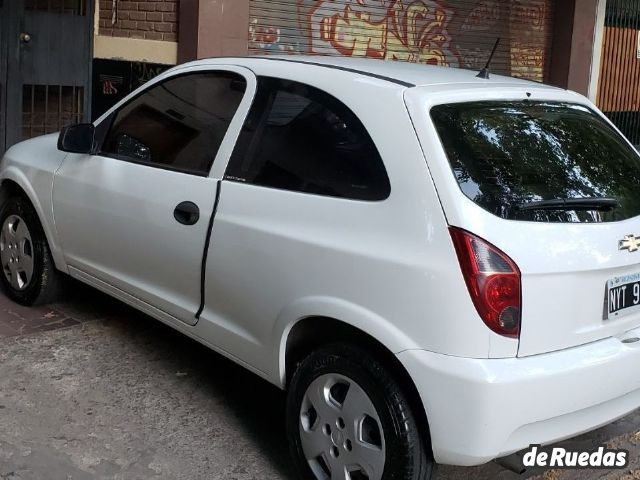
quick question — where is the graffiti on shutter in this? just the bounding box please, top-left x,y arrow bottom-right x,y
249,0 -> 554,82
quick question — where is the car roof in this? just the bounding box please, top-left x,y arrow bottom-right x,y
185,55 -> 550,90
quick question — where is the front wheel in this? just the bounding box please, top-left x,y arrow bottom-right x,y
0,196 -> 61,305
286,344 -> 433,480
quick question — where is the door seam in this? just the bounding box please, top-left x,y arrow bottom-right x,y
195,179 -> 222,319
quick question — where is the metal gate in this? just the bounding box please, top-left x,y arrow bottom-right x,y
0,0 -> 92,153
597,0 -> 640,145
0,0 -> 7,154
248,0 -> 556,83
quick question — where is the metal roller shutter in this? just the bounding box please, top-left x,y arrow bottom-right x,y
249,0 -> 555,82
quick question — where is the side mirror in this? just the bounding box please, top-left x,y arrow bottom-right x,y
57,123 -> 95,154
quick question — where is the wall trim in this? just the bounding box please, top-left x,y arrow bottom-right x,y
588,0 -> 607,102
93,35 -> 178,65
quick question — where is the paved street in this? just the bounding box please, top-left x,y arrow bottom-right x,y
0,281 -> 639,479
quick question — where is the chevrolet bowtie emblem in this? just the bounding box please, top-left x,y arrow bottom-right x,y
619,234 -> 640,252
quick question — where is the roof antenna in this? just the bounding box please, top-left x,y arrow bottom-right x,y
476,37 -> 501,79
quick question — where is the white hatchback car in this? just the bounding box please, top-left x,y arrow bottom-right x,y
2,56 -> 640,480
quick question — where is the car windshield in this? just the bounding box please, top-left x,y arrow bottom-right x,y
430,101 -> 640,223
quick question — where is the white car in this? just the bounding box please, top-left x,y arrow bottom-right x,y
2,56 -> 640,480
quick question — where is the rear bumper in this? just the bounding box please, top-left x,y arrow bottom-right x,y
397,328 -> 640,466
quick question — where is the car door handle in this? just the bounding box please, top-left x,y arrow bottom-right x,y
174,201 -> 200,226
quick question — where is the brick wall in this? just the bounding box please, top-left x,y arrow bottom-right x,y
98,0 -> 179,42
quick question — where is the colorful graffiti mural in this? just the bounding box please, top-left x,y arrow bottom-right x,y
305,0 -> 460,66
249,0 -> 553,82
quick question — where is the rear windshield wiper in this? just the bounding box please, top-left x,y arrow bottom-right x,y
518,197 -> 619,211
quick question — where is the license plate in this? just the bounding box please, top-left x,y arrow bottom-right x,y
607,272 -> 640,319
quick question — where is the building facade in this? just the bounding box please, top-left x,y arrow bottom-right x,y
0,0 -> 633,153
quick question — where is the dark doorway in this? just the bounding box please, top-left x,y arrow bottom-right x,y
0,0 -> 93,153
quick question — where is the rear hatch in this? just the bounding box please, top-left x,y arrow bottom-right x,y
406,85 -> 640,357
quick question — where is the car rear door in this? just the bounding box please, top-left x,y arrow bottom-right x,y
52,65 -> 255,325
406,85 -> 640,357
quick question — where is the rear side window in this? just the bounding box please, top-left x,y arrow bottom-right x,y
101,72 -> 246,175
225,77 -> 390,201
431,101 -> 640,223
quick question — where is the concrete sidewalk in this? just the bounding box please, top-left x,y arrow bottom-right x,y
0,282 -> 638,479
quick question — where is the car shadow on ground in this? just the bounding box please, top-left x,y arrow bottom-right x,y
52,280 -> 296,478
41,280 -> 640,480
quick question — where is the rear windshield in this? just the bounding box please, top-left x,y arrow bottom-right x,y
431,101 -> 640,223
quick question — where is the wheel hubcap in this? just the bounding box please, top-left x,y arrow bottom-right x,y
299,373 -> 385,480
0,215 -> 34,291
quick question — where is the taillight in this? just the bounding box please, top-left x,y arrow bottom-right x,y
449,227 -> 521,339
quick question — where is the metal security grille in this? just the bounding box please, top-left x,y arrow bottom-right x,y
20,1 -> 86,141
597,0 -> 640,145
0,1 -> 6,154
21,85 -> 83,140
248,0 -> 556,82
1,0 -> 92,151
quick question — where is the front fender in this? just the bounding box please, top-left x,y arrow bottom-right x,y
0,135 -> 68,272
273,296 -> 420,387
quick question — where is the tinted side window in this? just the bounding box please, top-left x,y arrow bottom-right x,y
225,77 -> 390,201
102,72 -> 246,175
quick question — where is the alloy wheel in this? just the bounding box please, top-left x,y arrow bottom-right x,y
0,214 -> 34,291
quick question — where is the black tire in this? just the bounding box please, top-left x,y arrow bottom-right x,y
287,343 -> 434,480
0,196 -> 61,306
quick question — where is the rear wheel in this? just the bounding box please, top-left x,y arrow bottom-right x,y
287,344 -> 433,480
0,196 -> 61,305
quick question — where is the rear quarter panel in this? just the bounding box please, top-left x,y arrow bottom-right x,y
198,63 -> 505,385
